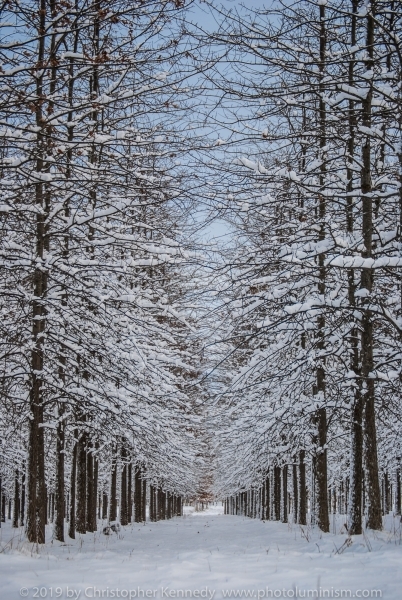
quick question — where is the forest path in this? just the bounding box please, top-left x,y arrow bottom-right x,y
1,505 -> 401,600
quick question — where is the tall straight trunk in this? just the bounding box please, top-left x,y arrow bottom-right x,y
166,491 -> 171,519
128,463 -> 132,523
312,1 -> 329,534
102,492 -> 108,519
261,482 -> 265,520
361,4 -> 382,531
86,443 -> 93,531
384,472 -> 390,514
265,475 -> 270,520
86,442 -> 97,532
109,456 -> 117,522
396,467 -> 401,515
142,477 -> 146,522
274,466 -> 281,520
68,435 -> 77,539
54,412 -> 65,541
134,466 -> 142,522
293,460 -> 298,524
93,445 -> 98,529
20,471 -> 25,526
1,493 -> 5,523
282,465 -> 288,523
13,470 -> 20,528
120,447 -> 128,526
347,0 -> 364,537
299,450 -> 307,525
149,485 -> 155,522
161,490 -> 166,520
76,433 -> 87,533
26,0 -> 50,545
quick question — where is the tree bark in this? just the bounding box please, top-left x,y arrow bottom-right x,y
293,460 -> 298,524
128,463 -> 132,523
13,470 -> 20,528
120,447 -> 128,526
54,412 -> 65,541
282,465 -> 288,523
76,432 -> 87,534
68,434 -> 77,539
299,450 -> 307,525
134,466 -> 143,522
109,454 -> 117,522
274,466 -> 281,520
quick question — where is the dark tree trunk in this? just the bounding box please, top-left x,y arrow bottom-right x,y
54,415 -> 65,541
109,456 -> 117,522
149,485 -> 155,522
86,444 -> 93,531
93,445 -> 98,529
86,442 -> 97,532
282,465 -> 288,523
265,475 -> 270,520
19,471 -> 26,526
68,435 -> 77,539
396,467 -> 401,516
102,492 -> 108,519
361,2 -> 382,533
76,433 -> 87,534
346,0 -> 364,538
128,463 -> 132,523
13,470 -> 20,528
299,450 -> 307,525
142,477 -> 146,522
274,466 -> 281,521
293,461 -> 298,524
120,447 -> 128,526
1,493 -> 5,523
384,472 -> 390,514
134,466 -> 142,522
26,382 -> 46,543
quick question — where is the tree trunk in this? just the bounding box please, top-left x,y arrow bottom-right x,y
120,447 -> 128,526
293,461 -> 298,524
109,456 -> 117,522
68,435 -> 77,539
360,2 -> 382,533
282,465 -> 288,523
86,442 -> 97,532
102,492 -> 108,520
134,466 -> 142,522
142,476 -> 146,522
54,414 -> 65,541
92,445 -> 98,529
149,485 -> 155,522
128,463 -> 132,523
274,466 -> 281,520
13,470 -> 20,528
76,433 -> 87,534
299,450 -> 307,525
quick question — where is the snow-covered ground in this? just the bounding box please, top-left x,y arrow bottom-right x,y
1,504 -> 401,600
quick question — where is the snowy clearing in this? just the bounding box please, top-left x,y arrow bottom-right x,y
1,505 -> 401,600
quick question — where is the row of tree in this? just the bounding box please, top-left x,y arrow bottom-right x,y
0,0 -> 205,543
203,0 -> 402,533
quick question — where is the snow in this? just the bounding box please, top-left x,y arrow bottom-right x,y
1,505 -> 401,600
